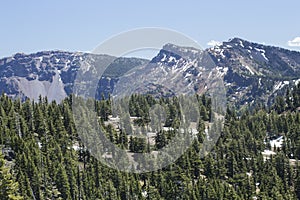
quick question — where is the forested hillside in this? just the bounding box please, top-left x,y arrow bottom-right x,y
1,83 -> 300,199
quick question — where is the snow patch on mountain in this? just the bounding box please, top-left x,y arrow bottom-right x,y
273,81 -> 289,91
244,65 -> 254,75
261,52 -> 268,61
238,40 -> 244,48
293,78 -> 300,86
254,47 -> 265,53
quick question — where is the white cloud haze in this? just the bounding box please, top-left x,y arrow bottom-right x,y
207,40 -> 222,47
288,37 -> 300,47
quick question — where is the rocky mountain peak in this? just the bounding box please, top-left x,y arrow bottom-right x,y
0,38 -> 300,108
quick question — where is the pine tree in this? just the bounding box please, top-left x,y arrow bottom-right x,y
0,153 -> 23,200
295,168 -> 300,200
55,163 -> 71,200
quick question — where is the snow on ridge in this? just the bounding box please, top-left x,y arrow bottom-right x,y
273,81 -> 289,91
244,65 -> 254,75
283,81 -> 289,85
273,82 -> 281,91
254,47 -> 265,53
220,49 -> 225,58
168,56 -> 177,62
213,47 -> 221,53
293,78 -> 300,85
239,40 -> 244,48
160,54 -> 167,62
214,66 -> 228,77
261,52 -> 269,61
189,49 -> 201,54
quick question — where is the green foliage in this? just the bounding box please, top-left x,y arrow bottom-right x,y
0,84 -> 299,199
0,153 -> 23,200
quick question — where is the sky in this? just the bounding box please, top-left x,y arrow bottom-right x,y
0,0 -> 300,58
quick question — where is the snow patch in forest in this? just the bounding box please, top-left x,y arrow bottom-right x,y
270,136 -> 283,149
262,149 -> 276,156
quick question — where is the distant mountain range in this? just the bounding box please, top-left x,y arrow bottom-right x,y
1,38 -> 300,107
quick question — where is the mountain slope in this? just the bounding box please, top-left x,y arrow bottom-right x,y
0,51 -> 148,101
0,38 -> 300,106
208,38 -> 300,105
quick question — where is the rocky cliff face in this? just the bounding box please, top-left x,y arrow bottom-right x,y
208,38 -> 300,106
0,51 -> 148,102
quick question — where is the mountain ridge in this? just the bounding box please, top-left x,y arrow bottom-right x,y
1,38 -> 300,107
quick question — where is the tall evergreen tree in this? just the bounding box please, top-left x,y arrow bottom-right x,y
0,153 -> 23,200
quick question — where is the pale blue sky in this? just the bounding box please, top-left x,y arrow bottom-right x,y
1,0 -> 299,58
